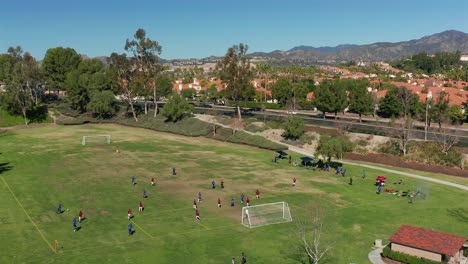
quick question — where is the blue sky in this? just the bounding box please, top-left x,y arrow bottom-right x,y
1,0 -> 467,60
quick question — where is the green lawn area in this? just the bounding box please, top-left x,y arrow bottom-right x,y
0,108 -> 25,127
0,124 -> 467,264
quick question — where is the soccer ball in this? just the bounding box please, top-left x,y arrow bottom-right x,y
67,209 -> 70,211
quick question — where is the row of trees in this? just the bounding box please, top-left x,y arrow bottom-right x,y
392,51 -> 468,80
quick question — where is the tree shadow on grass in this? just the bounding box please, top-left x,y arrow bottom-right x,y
447,208 -> 468,223
0,162 -> 12,174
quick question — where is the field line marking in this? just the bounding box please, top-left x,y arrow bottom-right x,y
62,223 -> 241,253
130,220 -> 154,238
0,175 -> 56,253
196,220 -> 209,229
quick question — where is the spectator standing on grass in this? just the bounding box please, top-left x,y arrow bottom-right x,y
377,186 -> 382,194
349,177 -> 353,185
335,167 -> 340,174
172,167 -> 176,175
362,169 -> 366,179
241,253 -> 247,264
341,169 -> 347,177
221,180 -> 225,188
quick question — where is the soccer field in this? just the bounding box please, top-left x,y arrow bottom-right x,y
0,124 -> 467,264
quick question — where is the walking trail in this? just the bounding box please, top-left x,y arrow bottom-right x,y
194,114 -> 468,191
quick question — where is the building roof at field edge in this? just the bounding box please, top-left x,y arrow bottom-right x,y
389,225 -> 468,256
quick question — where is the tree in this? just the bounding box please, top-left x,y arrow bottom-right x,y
348,81 -> 373,122
429,91 -> 449,129
109,52 -> 138,121
87,90 -> 116,118
313,80 -> 335,118
125,28 -> 163,117
295,204 -> 332,264
255,63 -> 273,102
180,88 -> 197,100
433,124 -> 459,155
216,43 -> 254,120
42,47 -> 81,90
270,77 -> 293,106
315,135 -> 355,162
313,79 -> 347,119
155,73 -> 174,100
66,59 -> 111,112
447,105 -> 466,125
282,116 -> 304,140
161,93 -> 193,122
2,50 -> 42,125
378,87 -> 421,119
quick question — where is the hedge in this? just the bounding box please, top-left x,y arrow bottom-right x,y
382,245 -> 444,264
58,113 -> 287,151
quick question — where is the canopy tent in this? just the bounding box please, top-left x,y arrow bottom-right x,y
300,157 -> 314,162
275,150 -> 288,157
376,176 -> 387,182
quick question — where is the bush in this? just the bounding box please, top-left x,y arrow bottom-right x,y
244,123 -> 267,133
282,116 -> 304,140
382,245 -> 443,264
162,93 -> 193,122
378,140 -> 401,156
57,112 -> 287,151
357,139 -> 368,146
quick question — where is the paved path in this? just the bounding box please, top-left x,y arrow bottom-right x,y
368,248 -> 385,264
193,115 -> 468,191
286,144 -> 468,191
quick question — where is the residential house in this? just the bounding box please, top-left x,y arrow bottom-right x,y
389,225 -> 467,263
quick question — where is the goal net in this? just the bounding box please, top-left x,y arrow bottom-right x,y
241,201 -> 292,228
82,135 -> 111,145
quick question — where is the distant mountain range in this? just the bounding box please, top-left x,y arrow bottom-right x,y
248,30 -> 468,64
85,30 -> 468,66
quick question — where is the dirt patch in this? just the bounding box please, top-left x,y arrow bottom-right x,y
345,153 -> 468,178
256,129 -> 284,142
100,210 -> 109,215
348,132 -> 389,153
353,224 -> 361,232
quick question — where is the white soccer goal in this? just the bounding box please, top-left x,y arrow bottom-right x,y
241,201 -> 292,228
81,135 -> 111,145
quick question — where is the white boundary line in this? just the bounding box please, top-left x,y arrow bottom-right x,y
1,175 -> 56,253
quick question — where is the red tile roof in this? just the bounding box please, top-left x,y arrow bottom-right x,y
389,225 -> 467,256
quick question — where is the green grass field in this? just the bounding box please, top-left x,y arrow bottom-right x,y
0,124 -> 467,264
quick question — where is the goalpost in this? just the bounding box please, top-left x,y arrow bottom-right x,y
241,201 -> 292,228
81,135 -> 111,145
